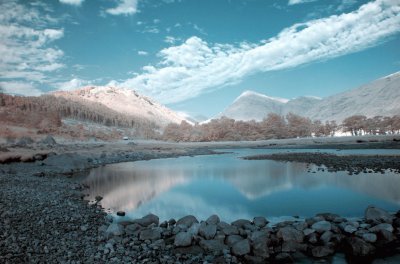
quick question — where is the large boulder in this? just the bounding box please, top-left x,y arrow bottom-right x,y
199,224 -> 217,240
133,214 -> 159,227
105,223 -> 124,238
174,232 -> 192,247
312,246 -> 334,258
218,221 -> 239,235
41,135 -> 57,145
177,215 -> 199,228
253,217 -> 268,228
206,215 -> 220,225
365,206 -> 394,223
277,227 -> 304,243
139,228 -> 162,241
346,237 -> 375,256
311,221 -> 332,233
199,239 -> 227,254
231,239 -> 250,256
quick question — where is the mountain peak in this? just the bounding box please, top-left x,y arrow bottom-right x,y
237,90 -> 289,104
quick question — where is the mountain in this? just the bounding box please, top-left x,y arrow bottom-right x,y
217,72 -> 400,122
52,86 -> 186,128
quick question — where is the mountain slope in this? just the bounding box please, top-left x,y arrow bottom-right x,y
52,86 -> 186,128
218,72 -> 400,122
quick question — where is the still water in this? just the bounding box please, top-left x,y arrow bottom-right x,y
83,149 -> 400,222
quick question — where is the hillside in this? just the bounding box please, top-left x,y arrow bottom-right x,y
52,86 -> 186,128
218,72 -> 400,122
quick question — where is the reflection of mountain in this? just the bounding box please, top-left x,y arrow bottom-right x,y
82,152 -> 400,218
83,163 -> 187,211
226,161 -> 400,205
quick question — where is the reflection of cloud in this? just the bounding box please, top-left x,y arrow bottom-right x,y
83,151 -> 400,222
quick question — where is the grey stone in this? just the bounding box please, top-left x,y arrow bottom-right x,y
312,246 -> 334,258
253,217 -> 268,228
311,220 -> 332,233
303,228 -> 315,236
225,235 -> 243,247
231,239 -> 250,256
199,224 -> 217,240
380,229 -> 395,242
277,226 -> 304,242
174,232 -> 192,247
206,215 -> 220,225
133,213 -> 159,227
177,215 -> 198,228
139,228 -> 161,241
344,225 -> 358,234
231,219 -> 251,228
41,135 -> 56,145
105,223 -> 124,237
320,231 -> 333,244
369,223 -> 394,233
187,222 -> 200,236
218,221 -> 239,235
173,245 -> 204,255
252,235 -> 269,258
116,211 -> 125,217
362,233 -> 377,243
199,239 -> 227,254
347,237 -> 375,256
365,206 -> 394,223
316,213 -> 340,222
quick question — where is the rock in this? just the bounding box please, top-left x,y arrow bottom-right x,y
231,239 -> 250,256
177,215 -> 198,228
105,223 -> 124,237
225,235 -> 243,247
187,222 -> 200,236
206,215 -> 220,225
369,223 -> 394,233
168,218 -> 176,226
252,235 -> 269,258
231,219 -> 251,228
218,221 -> 239,235
139,228 -> 161,241
160,221 -> 168,228
116,211 -> 125,217
320,231 -> 333,244
174,232 -> 192,247
95,196 -> 103,202
379,229 -> 395,242
199,224 -> 217,240
277,226 -> 304,242
316,213 -> 340,222
365,206 -> 393,223
41,135 -> 57,145
133,214 -> 159,227
362,233 -> 377,243
303,228 -> 315,236
250,230 -> 269,242
346,237 -> 375,256
344,225 -> 358,234
16,136 -> 34,146
199,239 -> 227,254
253,217 -> 268,228
282,241 -> 304,253
275,252 -> 293,263
125,223 -> 141,235
173,245 -> 204,255
312,246 -> 334,258
311,221 -> 332,233
307,233 -> 318,244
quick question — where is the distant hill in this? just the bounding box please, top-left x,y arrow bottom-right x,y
52,86 -> 186,128
217,72 -> 400,122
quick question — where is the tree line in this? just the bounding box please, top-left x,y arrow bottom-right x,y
162,113 -> 400,142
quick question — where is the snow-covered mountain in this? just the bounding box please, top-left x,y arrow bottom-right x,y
52,86 -> 187,128
217,72 -> 400,122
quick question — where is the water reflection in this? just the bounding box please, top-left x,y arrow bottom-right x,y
83,149 -> 400,222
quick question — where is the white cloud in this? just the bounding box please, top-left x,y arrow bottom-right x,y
0,0 -> 65,94
106,0 -> 138,16
111,0 -> 400,104
288,0 -> 318,5
59,0 -> 85,6
138,50 -> 148,56
57,78 -> 92,91
0,81 -> 42,96
164,36 -> 180,44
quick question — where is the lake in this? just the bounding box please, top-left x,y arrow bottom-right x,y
82,148 -> 400,222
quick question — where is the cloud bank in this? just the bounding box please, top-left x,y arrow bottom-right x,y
0,0 -> 64,93
112,0 -> 400,104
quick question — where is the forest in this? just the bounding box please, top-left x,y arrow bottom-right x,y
162,113 -> 400,142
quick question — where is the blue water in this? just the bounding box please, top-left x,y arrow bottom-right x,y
83,148 -> 400,222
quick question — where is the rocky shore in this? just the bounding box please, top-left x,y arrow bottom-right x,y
1,137 -> 400,263
243,153 -> 400,174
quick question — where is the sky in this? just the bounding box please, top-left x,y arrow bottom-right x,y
0,0 -> 399,118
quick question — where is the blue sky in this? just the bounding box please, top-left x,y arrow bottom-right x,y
0,0 -> 399,118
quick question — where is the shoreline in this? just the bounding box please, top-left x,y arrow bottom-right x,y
1,136 -> 400,263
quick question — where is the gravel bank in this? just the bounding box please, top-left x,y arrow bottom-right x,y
243,153 -> 400,174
